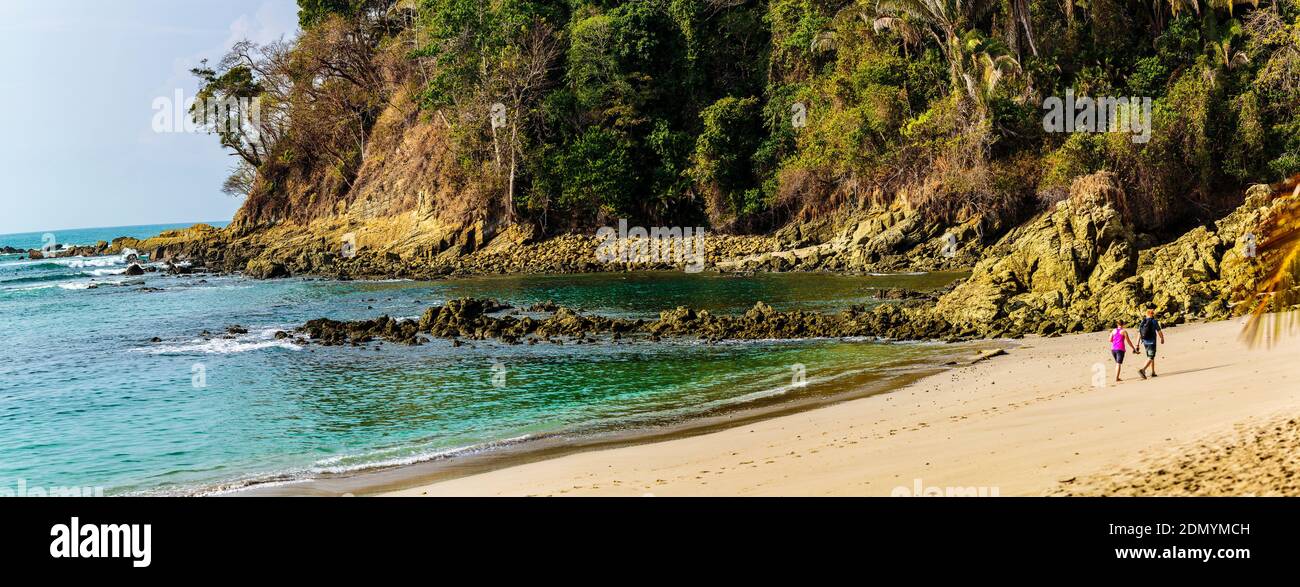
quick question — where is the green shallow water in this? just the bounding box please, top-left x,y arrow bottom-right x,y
0,235 -> 973,495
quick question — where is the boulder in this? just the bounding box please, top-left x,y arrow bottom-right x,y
244,258 -> 289,279
936,172 -> 1138,336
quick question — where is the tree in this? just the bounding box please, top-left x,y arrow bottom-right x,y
299,0 -> 397,29
872,0 -> 1017,119
191,40 -> 297,184
690,96 -> 763,227
1207,16 -> 1250,74
414,0 -> 565,219
191,57 -> 268,168
956,30 -> 1021,121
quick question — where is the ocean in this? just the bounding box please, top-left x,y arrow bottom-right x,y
0,222 -> 978,495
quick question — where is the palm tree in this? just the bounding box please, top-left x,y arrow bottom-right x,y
957,31 -> 1021,118
868,0 -> 1018,119
871,1 -> 1006,79
813,1 -> 922,54
1208,17 -> 1250,70
1242,175 -> 1300,347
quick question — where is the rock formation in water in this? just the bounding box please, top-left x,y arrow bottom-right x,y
294,296 -> 952,346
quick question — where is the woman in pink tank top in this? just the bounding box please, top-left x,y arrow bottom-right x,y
1109,319 -> 1138,383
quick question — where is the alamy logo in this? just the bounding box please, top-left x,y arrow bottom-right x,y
791,102 -> 807,129
1043,89 -> 1152,143
791,363 -> 807,388
490,102 -> 508,130
41,233 -> 58,254
341,232 -> 357,259
191,363 -> 207,389
152,89 -> 261,139
595,220 -> 706,273
491,361 -> 508,389
1092,362 -> 1107,388
50,517 -> 151,568
1,479 -> 104,497
891,478 -> 1000,497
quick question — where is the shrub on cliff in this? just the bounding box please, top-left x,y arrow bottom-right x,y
190,0 -> 1300,240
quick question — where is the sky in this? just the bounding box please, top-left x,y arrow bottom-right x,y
0,0 -> 299,235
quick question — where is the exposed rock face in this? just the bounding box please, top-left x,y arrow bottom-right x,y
126,219 -> 778,280
1136,184 -> 1274,319
244,258 -> 289,279
716,203 -> 984,274
933,173 -> 1285,337
105,170 -> 1300,347
936,172 -> 1138,336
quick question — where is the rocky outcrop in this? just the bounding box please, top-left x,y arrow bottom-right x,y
71,169 -> 1299,348
1136,184 -> 1275,319
244,258 -> 289,279
204,173 -> 1296,346
294,297 -> 953,346
716,203 -> 984,274
126,218 -> 778,280
120,193 -> 977,281
303,315 -> 426,346
26,240 -> 124,260
933,173 -> 1286,337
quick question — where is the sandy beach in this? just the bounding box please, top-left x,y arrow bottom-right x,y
384,316 -> 1300,496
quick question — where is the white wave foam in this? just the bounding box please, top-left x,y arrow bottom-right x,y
51,250 -> 143,269
87,268 -> 125,277
57,282 -> 94,290
132,336 -> 302,355
194,476 -> 312,497
310,434 -> 534,475
58,257 -> 122,269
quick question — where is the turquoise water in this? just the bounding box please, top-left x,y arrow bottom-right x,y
0,224 -> 973,495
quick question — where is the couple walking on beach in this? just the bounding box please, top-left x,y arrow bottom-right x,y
1109,309 -> 1166,383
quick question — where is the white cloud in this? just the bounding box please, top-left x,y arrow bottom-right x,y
222,0 -> 300,49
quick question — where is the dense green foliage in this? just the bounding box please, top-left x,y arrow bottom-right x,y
204,0 -> 1300,234
298,0 -> 373,28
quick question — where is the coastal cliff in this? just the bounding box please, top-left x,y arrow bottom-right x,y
103,170 -> 1296,341
79,0 -> 1300,340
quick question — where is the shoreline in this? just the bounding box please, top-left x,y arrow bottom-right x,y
233,338 -> 1004,496
365,316 -> 1300,497
12,222 -> 1297,497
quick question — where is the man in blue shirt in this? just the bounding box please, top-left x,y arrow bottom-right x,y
1137,308 -> 1166,380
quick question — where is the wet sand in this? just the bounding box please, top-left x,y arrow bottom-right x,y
381,317 -> 1300,496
